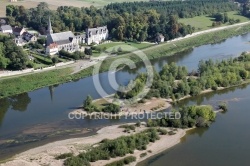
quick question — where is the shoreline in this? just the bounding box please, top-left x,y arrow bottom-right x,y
1,22 -> 250,99
0,124 -> 191,166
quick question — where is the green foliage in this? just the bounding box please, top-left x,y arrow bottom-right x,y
84,48 -> 92,56
64,129 -> 160,166
102,103 -> 120,114
0,68 -> 72,98
157,128 -> 168,135
0,36 -> 28,70
147,105 -> 216,129
64,156 -> 90,166
55,153 -> 73,160
140,153 -> 147,158
119,124 -> 136,133
218,102 -> 228,111
105,156 -> 136,166
59,50 -> 84,60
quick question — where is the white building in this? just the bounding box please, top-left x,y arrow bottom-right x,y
0,25 -> 13,34
86,26 -> 109,45
156,34 -> 165,43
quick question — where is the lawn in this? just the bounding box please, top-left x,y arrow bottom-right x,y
92,42 -> 154,57
179,11 -> 249,31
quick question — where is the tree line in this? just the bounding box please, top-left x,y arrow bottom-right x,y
5,0 -> 238,42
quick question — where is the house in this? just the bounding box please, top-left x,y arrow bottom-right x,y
9,0 -> 18,2
23,32 -> 37,42
0,25 -> 13,34
13,27 -> 26,36
14,36 -> 26,46
46,17 -> 85,55
156,34 -> 165,43
86,26 -> 109,45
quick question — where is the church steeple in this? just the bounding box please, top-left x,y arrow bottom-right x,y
47,16 -> 53,35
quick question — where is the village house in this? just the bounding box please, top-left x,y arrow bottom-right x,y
13,27 -> 26,36
156,34 -> 165,43
0,25 -> 13,34
86,26 -> 109,45
14,36 -> 25,46
23,32 -> 37,42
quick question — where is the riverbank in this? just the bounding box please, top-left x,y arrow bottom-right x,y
1,22 -> 250,99
0,124 -> 189,166
70,97 -> 172,118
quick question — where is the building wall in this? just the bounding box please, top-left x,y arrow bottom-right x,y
87,32 -> 108,45
1,29 -> 13,34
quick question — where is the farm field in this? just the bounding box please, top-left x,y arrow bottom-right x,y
179,11 -> 249,31
0,0 -> 156,17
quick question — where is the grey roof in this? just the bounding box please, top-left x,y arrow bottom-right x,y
13,27 -> 25,33
87,26 -> 108,36
1,25 -> 12,31
47,31 -> 75,45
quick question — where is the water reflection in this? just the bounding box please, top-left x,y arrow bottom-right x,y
0,93 -> 31,125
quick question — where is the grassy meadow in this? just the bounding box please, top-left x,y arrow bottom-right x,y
179,11 -> 249,31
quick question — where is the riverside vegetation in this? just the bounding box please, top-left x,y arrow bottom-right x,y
1,24 -> 250,99
56,105 -> 216,166
83,52 -> 250,113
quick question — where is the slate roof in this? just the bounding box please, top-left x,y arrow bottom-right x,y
47,31 -> 74,45
13,27 -> 24,33
0,25 -> 12,31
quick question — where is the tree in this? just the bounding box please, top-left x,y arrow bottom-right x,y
83,95 -> 93,109
84,48 -> 92,56
52,57 -> 59,64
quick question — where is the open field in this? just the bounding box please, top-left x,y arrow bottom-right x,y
179,11 -> 249,31
0,0 -> 175,17
0,0 -> 148,17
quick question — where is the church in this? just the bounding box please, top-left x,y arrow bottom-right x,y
46,17 -> 85,55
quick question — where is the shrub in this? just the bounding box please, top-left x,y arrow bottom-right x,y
55,153 -> 73,160
157,128 -> 168,135
140,153 -> 147,158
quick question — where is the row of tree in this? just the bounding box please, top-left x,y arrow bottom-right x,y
6,0 -> 238,42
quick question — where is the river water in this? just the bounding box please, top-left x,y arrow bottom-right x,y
1,33 -> 250,161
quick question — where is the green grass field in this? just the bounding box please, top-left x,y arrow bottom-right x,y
92,42 -> 153,57
179,11 -> 249,31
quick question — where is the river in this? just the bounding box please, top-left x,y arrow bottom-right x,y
0,33 -> 250,161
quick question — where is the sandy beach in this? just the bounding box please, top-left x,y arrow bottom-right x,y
1,123 -> 188,166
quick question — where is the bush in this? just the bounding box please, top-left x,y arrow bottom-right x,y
64,156 -> 90,166
168,131 -> 176,135
157,128 -> 168,135
105,156 -> 136,166
55,153 -> 73,160
218,102 -> 228,111
140,153 -> 147,158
